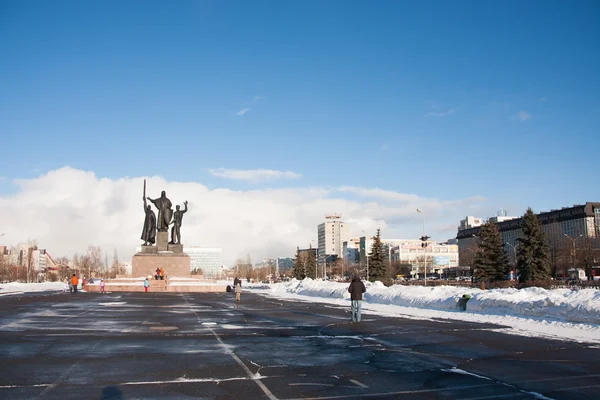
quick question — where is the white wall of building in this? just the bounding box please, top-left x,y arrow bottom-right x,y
318,219 -> 350,262
185,247 -> 223,278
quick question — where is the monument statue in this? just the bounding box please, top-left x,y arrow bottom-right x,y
141,180 -> 157,245
147,190 -> 173,232
169,201 -> 188,244
141,197 -> 157,245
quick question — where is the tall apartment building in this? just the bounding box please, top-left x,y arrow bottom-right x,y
456,202 -> 600,268
317,214 -> 350,265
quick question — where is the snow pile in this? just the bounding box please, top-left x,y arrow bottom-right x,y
253,279 -> 600,325
0,282 -> 64,296
468,287 -> 600,324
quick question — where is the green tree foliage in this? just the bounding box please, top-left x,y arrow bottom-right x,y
367,228 -> 387,282
305,245 -> 317,279
472,221 -> 508,282
517,208 -> 551,282
292,247 -> 305,280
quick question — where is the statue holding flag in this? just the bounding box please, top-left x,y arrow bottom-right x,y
141,180 -> 157,245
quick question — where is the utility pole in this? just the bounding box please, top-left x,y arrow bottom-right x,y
564,234 -> 582,272
416,209 -> 429,286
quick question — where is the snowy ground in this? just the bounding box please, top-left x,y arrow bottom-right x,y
243,278 -> 600,344
2,278 -> 599,344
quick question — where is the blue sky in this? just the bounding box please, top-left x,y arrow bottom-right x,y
1,1 -> 599,253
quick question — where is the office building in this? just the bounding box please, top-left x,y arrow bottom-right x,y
317,214 -> 350,265
184,247 -> 223,278
456,202 -> 600,269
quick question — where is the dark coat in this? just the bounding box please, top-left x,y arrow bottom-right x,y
348,277 -> 366,301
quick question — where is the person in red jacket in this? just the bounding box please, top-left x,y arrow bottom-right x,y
71,274 -> 79,294
348,276 -> 366,322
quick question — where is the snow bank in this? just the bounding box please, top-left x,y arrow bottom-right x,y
0,282 -> 64,296
254,279 -> 600,325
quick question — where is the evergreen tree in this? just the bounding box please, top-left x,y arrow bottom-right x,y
368,228 -> 387,282
517,208 -> 551,282
305,245 -> 317,279
472,221 -> 508,282
292,247 -> 305,280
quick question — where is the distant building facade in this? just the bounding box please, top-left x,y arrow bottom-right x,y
317,214 -> 350,265
456,202 -> 600,269
459,216 -> 483,231
184,247 -> 223,278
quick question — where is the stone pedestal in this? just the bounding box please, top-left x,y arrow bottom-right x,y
157,231 -> 169,252
140,245 -> 158,254
167,243 -> 183,253
132,252 -> 191,278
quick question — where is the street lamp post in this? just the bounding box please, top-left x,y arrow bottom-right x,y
311,240 -> 318,279
504,242 -> 517,266
564,234 -> 582,273
416,209 -> 427,286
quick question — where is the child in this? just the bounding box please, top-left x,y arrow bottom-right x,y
235,283 -> 242,302
144,277 -> 150,292
100,279 -> 105,294
63,278 -> 69,293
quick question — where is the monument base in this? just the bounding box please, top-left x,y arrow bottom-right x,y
157,231 -> 169,251
132,252 -> 190,278
167,243 -> 183,253
140,245 -> 158,254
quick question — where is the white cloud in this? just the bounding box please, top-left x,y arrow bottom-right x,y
517,110 -> 531,121
236,108 -> 251,116
426,108 -> 456,117
208,168 -> 302,182
0,167 -> 487,265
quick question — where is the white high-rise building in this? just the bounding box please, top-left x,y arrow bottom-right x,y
185,247 -> 223,279
318,214 -> 350,264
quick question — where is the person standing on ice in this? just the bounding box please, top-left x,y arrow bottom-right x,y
63,278 -> 69,293
348,275 -> 366,323
234,282 -> 242,302
144,277 -> 150,293
100,279 -> 105,294
71,274 -> 79,294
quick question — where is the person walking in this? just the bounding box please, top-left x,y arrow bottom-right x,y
234,282 -> 242,302
348,275 -> 366,322
144,277 -> 150,292
71,274 -> 79,294
100,279 -> 105,294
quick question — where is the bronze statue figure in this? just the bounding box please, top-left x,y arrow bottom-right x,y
141,194 -> 157,246
147,190 -> 173,232
169,201 -> 188,244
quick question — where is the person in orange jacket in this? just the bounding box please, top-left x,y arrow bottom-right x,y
71,274 -> 79,294
159,268 -> 165,280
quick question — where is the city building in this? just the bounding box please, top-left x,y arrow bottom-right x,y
387,240 -> 459,275
185,247 -> 223,278
317,214 -> 350,265
459,216 -> 483,231
342,237 -> 361,265
277,257 -> 294,271
456,202 -> 600,272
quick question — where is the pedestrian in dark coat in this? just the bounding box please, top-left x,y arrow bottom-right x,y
348,276 -> 366,322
